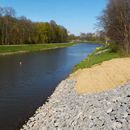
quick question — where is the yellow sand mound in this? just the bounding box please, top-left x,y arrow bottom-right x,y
69,58 -> 130,94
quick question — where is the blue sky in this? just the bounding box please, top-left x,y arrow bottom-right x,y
0,0 -> 107,35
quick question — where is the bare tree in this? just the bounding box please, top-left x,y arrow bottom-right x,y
99,0 -> 130,54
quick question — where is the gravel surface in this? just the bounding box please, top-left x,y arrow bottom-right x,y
21,79 -> 130,130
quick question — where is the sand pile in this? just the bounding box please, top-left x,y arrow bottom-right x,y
70,58 -> 130,93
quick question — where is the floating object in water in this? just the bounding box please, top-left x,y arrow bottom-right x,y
19,61 -> 22,65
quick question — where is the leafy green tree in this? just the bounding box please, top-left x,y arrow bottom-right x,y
0,6 -> 68,45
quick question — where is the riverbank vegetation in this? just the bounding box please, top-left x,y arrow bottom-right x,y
98,0 -> 130,55
74,0 -> 130,71
73,46 -> 121,71
0,7 -> 68,45
0,42 -> 76,55
69,32 -> 106,43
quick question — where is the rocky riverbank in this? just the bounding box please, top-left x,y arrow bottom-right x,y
21,79 -> 130,130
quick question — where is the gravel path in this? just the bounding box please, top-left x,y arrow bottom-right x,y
21,79 -> 130,130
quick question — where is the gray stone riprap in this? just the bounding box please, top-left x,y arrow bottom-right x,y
21,79 -> 130,130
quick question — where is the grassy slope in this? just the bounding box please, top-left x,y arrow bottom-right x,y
0,43 -> 76,55
73,46 -> 121,72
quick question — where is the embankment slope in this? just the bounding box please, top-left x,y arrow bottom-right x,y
70,58 -> 130,93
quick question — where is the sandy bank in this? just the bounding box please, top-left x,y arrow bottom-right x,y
70,58 -> 130,94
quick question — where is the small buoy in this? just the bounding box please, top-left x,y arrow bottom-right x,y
19,62 -> 22,65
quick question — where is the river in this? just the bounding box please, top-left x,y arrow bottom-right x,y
0,43 -> 100,130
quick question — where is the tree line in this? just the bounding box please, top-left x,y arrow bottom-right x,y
68,31 -> 106,42
99,0 -> 130,54
79,32 -> 106,42
0,6 -> 68,45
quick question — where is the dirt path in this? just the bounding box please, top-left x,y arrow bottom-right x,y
70,58 -> 130,94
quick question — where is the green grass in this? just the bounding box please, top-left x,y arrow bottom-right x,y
0,42 -> 76,55
73,46 -> 121,72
